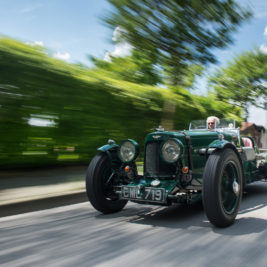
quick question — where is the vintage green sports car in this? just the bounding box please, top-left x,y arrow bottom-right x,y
86,119 -> 267,227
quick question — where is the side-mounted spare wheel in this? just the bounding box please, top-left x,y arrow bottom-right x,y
202,148 -> 243,227
86,152 -> 128,214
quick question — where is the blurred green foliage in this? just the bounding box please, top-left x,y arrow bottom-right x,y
0,37 -> 241,169
209,49 -> 267,120
90,48 -> 162,85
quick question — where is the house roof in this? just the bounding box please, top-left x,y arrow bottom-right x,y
240,122 -> 253,131
240,122 -> 265,132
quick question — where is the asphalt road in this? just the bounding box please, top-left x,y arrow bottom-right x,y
1,182 -> 267,267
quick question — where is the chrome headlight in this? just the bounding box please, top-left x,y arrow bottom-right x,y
118,139 -> 139,163
161,139 -> 181,163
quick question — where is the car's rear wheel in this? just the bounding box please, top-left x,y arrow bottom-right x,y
202,148 -> 243,227
86,152 -> 127,214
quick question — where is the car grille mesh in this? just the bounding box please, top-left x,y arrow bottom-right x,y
145,142 -> 158,175
145,142 -> 176,177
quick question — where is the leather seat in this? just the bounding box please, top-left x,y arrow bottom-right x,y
242,137 -> 253,148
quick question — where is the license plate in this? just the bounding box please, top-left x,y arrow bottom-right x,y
121,186 -> 165,203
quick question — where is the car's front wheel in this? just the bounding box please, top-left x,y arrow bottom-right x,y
202,148 -> 243,227
86,152 -> 127,214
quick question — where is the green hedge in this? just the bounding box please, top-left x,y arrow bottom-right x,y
0,37 -> 242,169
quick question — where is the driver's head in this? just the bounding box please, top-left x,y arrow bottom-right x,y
207,116 -> 220,129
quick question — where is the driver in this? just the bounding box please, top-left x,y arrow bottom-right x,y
207,116 -> 220,130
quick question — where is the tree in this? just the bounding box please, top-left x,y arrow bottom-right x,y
165,63 -> 205,90
90,48 -> 162,85
209,49 -> 267,120
104,0 -> 251,86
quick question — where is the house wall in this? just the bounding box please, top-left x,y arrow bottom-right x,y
240,124 -> 266,148
261,128 -> 267,149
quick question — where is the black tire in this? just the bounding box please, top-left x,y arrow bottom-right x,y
86,153 -> 127,214
202,148 -> 243,227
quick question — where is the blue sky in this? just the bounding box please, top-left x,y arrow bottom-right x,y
0,0 -> 114,63
214,0 -> 267,65
0,0 -> 267,125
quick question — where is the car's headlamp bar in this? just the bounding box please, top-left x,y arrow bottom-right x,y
161,138 -> 183,163
118,139 -> 139,163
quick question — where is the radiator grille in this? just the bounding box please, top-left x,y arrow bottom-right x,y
145,142 -> 159,175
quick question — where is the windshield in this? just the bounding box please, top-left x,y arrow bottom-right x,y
189,118 -> 236,130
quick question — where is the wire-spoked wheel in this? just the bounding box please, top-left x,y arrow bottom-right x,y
202,148 -> 243,227
86,153 -> 128,214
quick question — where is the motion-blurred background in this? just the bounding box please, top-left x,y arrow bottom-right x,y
0,0 -> 267,169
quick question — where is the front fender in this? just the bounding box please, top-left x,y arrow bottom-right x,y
208,139 -> 244,185
208,139 -> 239,155
208,139 -> 231,149
97,143 -> 121,169
97,143 -> 119,153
